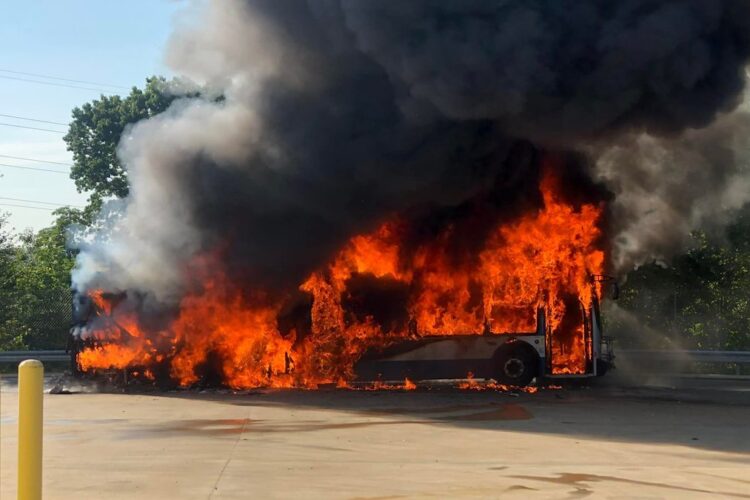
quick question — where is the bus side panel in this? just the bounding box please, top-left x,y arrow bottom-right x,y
353,335 -> 542,382
355,358 -> 495,382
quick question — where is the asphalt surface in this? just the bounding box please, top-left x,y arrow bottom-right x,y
1,374 -> 749,499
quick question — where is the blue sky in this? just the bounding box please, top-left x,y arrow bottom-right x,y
0,0 -> 182,232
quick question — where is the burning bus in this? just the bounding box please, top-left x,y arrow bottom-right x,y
72,276 -> 617,388
70,156 -> 617,389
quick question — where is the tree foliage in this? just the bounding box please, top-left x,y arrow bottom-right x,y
0,210 -> 86,350
0,213 -> 24,350
613,208 -> 750,350
63,76 -> 177,208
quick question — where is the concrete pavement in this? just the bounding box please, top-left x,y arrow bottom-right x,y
1,377 -> 749,499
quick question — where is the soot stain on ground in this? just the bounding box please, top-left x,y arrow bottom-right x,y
118,402 -> 533,439
505,485 -> 538,491
443,404 -> 532,421
121,418 -> 253,439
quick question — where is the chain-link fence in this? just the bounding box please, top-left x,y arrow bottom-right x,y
24,291 -> 72,349
0,288 -> 72,351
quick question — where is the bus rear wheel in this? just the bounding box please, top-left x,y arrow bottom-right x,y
493,343 -> 538,387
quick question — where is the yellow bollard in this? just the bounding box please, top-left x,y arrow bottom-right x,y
17,359 -> 43,500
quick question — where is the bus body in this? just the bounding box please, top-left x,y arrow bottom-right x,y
354,283 -> 615,386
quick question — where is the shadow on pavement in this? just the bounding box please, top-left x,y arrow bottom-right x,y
3,372 -> 749,456
138,382 -> 750,456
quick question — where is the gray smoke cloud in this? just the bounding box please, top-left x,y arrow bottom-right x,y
595,109 -> 750,270
73,0 -> 750,302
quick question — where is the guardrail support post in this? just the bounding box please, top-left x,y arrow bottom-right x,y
18,359 -> 43,500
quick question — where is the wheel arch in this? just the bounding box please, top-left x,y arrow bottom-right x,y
493,338 -> 540,362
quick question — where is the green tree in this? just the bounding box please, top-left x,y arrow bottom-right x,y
64,76 -> 178,210
0,209 -> 87,350
0,212 -> 25,350
614,207 -> 750,350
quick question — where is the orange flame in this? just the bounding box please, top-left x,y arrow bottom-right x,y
78,157 -> 605,387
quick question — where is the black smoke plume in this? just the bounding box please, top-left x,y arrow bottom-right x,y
73,0 -> 750,305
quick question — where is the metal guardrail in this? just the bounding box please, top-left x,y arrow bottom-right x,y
618,350 -> 750,364
0,350 -> 69,364
616,349 -> 750,377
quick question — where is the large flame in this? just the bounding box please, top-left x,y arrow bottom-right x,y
78,159 -> 605,387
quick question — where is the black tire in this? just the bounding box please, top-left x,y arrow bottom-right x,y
493,343 -> 538,387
